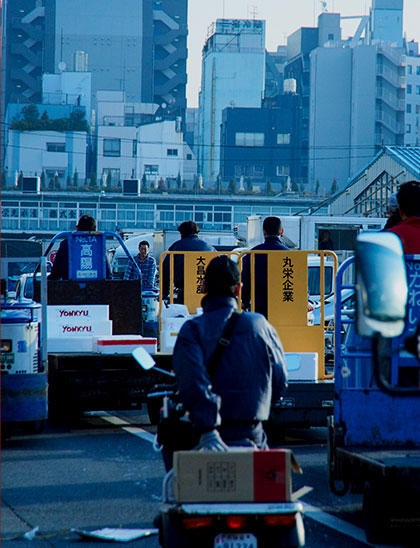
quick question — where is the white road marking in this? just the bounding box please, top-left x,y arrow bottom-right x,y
121,426 -> 156,443
301,503 -> 401,547
93,412 -> 157,444
96,412 -> 402,548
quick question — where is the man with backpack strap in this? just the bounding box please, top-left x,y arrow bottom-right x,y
172,255 -> 288,457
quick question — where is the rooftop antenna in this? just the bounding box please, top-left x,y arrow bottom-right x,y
248,4 -> 258,19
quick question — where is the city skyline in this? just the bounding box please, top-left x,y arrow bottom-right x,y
187,0 -> 420,107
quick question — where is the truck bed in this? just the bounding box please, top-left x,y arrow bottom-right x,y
269,379 -> 335,428
48,352 -> 173,420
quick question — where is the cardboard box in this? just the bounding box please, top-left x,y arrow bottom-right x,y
94,335 -> 157,355
285,352 -> 318,381
173,449 -> 292,503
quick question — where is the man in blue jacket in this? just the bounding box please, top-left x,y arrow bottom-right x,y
171,256 -> 288,463
162,220 -> 215,301
241,216 -> 289,317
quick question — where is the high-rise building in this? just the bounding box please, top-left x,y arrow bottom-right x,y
1,0 -> 46,166
283,27 -> 320,187
405,41 -> 420,146
198,19 -> 266,185
1,0 -> 188,165
43,0 -> 154,104
308,2 -> 406,191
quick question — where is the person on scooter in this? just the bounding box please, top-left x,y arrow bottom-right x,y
166,255 -> 288,471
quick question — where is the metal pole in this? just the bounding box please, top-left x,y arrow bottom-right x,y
40,256 -> 48,372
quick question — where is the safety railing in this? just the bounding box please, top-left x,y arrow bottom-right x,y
237,250 -> 337,380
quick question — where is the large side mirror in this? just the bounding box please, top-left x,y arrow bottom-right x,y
356,232 -> 408,338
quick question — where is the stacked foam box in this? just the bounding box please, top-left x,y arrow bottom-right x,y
94,335 -> 157,355
47,304 -> 111,353
285,352 -> 318,381
159,304 -> 191,353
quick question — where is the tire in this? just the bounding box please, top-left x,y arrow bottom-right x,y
160,513 -> 192,548
23,420 -> 45,434
362,480 -> 389,544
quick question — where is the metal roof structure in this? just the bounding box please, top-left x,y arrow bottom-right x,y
328,146 -> 420,217
385,146 -> 420,178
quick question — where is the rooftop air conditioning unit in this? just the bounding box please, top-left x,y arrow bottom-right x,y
122,179 -> 140,196
22,176 -> 41,194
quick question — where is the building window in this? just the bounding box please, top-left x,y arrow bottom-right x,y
406,124 -> 412,133
417,86 -> 420,95
276,165 -> 290,176
186,153 -> 192,160
47,142 -> 65,152
407,65 -> 412,75
407,104 -> 412,113
167,148 -> 178,156
417,66 -> 420,75
235,132 -> 265,147
234,165 -> 264,178
46,170 -> 65,179
407,84 -> 412,94
102,169 -> 120,185
132,140 -> 137,157
144,165 -> 158,174
328,33 -> 334,40
277,133 -> 291,145
103,138 -> 121,157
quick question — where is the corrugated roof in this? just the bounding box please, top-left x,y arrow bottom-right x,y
324,146 -> 420,211
385,146 -> 420,178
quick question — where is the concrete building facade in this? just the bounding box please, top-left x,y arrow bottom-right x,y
308,2 -> 406,192
405,41 -> 420,146
198,19 -> 266,185
219,95 -> 303,191
5,129 -> 87,185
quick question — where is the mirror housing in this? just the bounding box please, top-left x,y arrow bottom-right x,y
356,232 -> 407,338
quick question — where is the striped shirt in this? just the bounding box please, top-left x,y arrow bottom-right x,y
124,253 -> 157,289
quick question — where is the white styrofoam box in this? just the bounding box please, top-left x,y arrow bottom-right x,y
159,316 -> 190,353
94,335 -> 157,355
285,352 -> 318,381
160,330 -> 178,353
48,320 -> 113,337
160,316 -> 190,333
160,303 -> 190,318
47,337 -> 94,353
47,304 -> 109,322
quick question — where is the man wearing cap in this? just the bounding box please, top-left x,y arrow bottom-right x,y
168,256 -> 288,469
382,192 -> 402,231
49,215 -> 112,280
162,221 -> 215,301
387,181 -> 420,253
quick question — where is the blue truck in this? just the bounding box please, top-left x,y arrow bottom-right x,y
328,231 -> 420,543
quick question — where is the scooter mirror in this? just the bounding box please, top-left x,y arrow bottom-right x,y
132,347 -> 156,370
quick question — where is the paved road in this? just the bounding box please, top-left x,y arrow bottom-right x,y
1,410 -> 414,548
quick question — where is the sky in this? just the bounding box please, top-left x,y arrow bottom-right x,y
186,0 -> 420,107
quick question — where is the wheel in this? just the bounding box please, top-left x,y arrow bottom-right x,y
362,480 -> 390,543
23,420 -> 45,434
1,423 -> 12,441
160,513 -> 194,548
